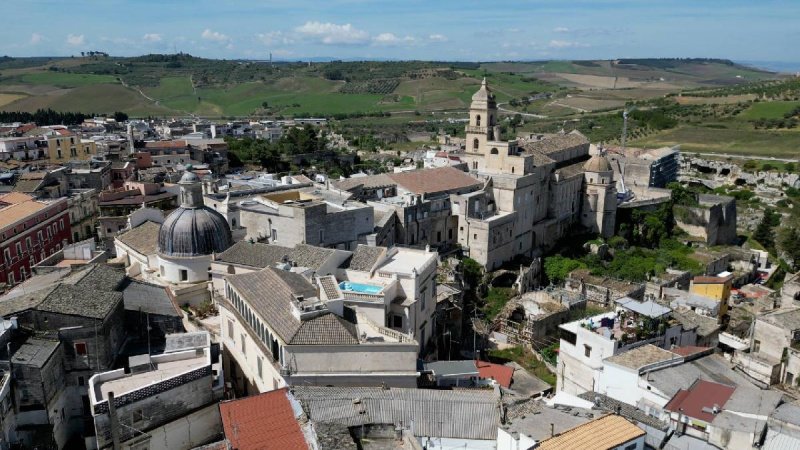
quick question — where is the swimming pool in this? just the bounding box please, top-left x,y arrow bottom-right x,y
339,281 -> 383,295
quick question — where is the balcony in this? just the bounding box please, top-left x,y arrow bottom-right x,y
465,125 -> 486,134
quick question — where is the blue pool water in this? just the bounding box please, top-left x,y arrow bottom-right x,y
339,281 -> 383,294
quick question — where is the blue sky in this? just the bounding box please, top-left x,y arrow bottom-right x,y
3,0 -> 798,63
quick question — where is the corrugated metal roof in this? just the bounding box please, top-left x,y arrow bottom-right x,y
291,385 -> 501,440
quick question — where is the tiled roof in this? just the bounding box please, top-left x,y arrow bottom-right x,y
476,360 -> 514,388
116,221 -> 161,256
341,245 -> 385,272
606,344 -> 680,370
332,173 -> 396,191
664,379 -> 735,423
536,414 -> 645,450
760,307 -> 800,330
226,267 -> 317,343
288,244 -> 335,270
522,131 -> 589,155
215,241 -> 293,268
317,275 -> 341,300
387,166 -> 481,195
0,195 -> 49,230
121,279 -> 181,317
577,392 -> 668,431
670,310 -> 721,337
0,192 -> 34,204
291,385 -> 501,440
144,140 -> 187,149
220,388 -> 308,450
290,313 -> 358,345
37,283 -> 122,320
555,159 -> 587,179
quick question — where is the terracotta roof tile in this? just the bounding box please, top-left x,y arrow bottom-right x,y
387,166 -> 481,195
475,360 -> 514,388
664,379 -> 735,423
220,388 -> 308,450
536,414 -> 645,450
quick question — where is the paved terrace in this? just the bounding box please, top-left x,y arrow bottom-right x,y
93,350 -> 208,402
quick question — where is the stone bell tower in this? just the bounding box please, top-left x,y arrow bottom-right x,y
466,78 -> 500,156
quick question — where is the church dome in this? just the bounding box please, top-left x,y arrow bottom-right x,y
583,154 -> 612,173
157,169 -> 232,257
158,207 -> 232,257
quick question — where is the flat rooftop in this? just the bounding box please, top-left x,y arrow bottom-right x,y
378,248 -> 436,276
93,351 -> 207,402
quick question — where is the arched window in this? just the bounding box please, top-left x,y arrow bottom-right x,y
473,139 -> 479,150
476,115 -> 481,127
490,148 -> 499,155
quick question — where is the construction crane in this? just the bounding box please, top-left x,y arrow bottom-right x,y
615,107 -> 636,202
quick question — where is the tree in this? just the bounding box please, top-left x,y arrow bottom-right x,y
777,227 -> 800,271
544,255 -> 586,285
753,208 -> 779,252
785,162 -> 796,173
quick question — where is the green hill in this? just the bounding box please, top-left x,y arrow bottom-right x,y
0,55 -> 777,118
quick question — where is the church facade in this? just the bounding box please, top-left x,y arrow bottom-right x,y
453,79 -> 618,269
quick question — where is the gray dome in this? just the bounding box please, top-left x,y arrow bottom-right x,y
158,206 -> 233,257
180,171 -> 200,183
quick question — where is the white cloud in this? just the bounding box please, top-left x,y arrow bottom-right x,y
554,27 -> 570,33
548,39 -> 589,49
428,34 -> 448,42
30,33 -> 44,44
373,33 -> 415,45
257,31 -> 293,46
201,29 -> 229,42
143,33 -> 162,43
294,21 -> 369,45
66,34 -> 85,46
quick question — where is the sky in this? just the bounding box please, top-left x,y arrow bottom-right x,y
2,0 -> 799,64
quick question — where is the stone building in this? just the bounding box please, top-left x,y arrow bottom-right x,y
114,170 -> 233,306
219,266 -> 419,394
237,187 -> 374,250
674,194 -> 737,246
565,268 -> 646,306
456,79 -> 618,269
89,332 -> 223,449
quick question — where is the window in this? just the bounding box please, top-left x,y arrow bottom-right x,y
228,320 -> 234,340
3,248 -> 10,265
257,357 -> 263,379
25,237 -> 32,250
584,344 -> 592,358
78,376 -> 85,386
560,329 -> 577,346
75,342 -> 88,356
15,242 -> 22,256
753,339 -> 761,353
132,409 -> 145,425
240,334 -> 246,355
179,269 -> 188,281
475,115 -> 481,127
6,272 -> 12,285
392,315 -> 403,328
473,233 -> 477,240
59,219 -> 64,231
19,267 -> 26,281
448,229 -> 453,239
473,138 -> 479,150
490,148 -> 499,155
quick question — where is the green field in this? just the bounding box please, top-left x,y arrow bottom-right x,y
0,55 -> 783,121
738,100 -> 800,120
632,124 -> 800,157
16,72 -> 119,88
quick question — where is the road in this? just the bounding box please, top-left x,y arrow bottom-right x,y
685,151 -> 800,163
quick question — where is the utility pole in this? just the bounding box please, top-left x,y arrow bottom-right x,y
108,391 -> 121,450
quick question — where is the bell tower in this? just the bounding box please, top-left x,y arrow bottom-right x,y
466,78 -> 499,156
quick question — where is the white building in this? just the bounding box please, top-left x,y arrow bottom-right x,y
219,265 -> 419,395
556,298 -> 697,395
88,332 -> 223,450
